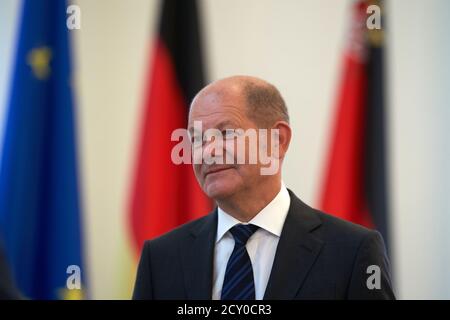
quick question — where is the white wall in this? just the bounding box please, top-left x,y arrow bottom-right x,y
1,0 -> 449,299
388,0 -> 450,299
0,0 -> 21,161
71,0 -> 158,300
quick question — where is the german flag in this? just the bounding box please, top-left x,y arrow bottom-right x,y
319,0 -> 390,249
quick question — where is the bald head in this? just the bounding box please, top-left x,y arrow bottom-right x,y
191,75 -> 289,127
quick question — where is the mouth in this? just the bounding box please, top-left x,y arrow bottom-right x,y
204,166 -> 234,177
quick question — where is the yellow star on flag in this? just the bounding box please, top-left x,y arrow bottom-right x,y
27,46 -> 52,80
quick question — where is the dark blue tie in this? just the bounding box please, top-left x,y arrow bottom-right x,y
221,224 -> 259,300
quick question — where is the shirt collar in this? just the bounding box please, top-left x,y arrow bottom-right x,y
216,183 -> 291,243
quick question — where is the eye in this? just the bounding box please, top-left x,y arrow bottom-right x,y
222,129 -> 236,139
191,134 -> 203,144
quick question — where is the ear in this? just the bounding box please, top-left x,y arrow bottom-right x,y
272,121 -> 291,159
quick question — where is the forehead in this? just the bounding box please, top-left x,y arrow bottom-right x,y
188,89 -> 247,129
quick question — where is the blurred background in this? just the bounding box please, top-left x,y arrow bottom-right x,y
0,0 -> 449,299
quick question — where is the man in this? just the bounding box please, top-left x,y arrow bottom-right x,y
133,75 -> 395,300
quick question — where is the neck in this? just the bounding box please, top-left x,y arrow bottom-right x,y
216,179 -> 282,222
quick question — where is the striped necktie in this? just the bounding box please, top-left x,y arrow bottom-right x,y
221,224 -> 259,300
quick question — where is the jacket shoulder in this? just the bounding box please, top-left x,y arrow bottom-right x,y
314,209 -> 380,244
142,212 -> 215,251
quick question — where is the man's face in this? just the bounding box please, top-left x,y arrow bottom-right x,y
188,88 -> 266,200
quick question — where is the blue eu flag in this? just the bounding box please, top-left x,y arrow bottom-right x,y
0,0 -> 85,299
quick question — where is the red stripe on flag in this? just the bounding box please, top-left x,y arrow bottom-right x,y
129,40 -> 211,254
319,1 -> 373,228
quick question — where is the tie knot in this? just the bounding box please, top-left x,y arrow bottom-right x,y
229,224 -> 259,246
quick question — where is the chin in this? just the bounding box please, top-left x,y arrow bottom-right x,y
201,166 -> 249,200
200,169 -> 240,199
204,183 -> 235,199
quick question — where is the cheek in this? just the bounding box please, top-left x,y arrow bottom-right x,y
238,164 -> 264,182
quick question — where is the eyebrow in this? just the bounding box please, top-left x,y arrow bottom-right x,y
215,120 -> 236,129
188,120 -> 237,134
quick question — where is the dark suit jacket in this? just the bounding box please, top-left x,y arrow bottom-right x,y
132,190 -> 395,299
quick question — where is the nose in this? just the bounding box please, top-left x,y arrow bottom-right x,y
203,137 -> 225,164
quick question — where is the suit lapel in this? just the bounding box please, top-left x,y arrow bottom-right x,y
264,190 -> 324,299
180,210 -> 217,299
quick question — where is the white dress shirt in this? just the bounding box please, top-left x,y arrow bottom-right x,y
212,184 -> 291,300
